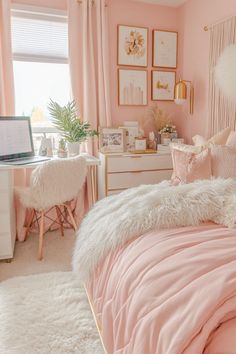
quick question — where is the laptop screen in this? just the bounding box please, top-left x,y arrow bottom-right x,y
0,117 -> 34,161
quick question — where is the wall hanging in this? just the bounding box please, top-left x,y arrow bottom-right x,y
118,25 -> 148,67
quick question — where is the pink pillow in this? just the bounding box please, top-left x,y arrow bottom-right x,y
211,145 -> 236,178
171,148 -> 212,185
226,131 -> 236,147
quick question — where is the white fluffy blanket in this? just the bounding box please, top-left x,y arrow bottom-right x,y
73,178 -> 236,281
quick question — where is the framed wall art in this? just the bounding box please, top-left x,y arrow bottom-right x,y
118,69 -> 148,106
99,127 -> 125,153
152,70 -> 176,101
118,25 -> 148,67
152,30 -> 178,68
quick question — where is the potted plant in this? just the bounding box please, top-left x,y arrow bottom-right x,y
48,100 -> 98,156
57,138 -> 67,158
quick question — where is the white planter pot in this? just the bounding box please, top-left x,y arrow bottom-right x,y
67,142 -> 81,156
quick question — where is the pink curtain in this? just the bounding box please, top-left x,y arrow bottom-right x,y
0,0 -> 15,115
68,0 -> 112,154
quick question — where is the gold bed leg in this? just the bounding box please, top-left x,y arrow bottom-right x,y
84,285 -> 108,354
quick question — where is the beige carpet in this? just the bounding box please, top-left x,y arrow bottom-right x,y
0,229 -> 76,281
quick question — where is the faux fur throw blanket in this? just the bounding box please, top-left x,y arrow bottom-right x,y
73,178 -> 236,281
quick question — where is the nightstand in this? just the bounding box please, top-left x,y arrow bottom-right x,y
98,151 -> 173,199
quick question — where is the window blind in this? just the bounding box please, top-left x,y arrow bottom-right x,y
11,6 -> 68,63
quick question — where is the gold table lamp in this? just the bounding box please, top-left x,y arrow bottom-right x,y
174,79 -> 194,114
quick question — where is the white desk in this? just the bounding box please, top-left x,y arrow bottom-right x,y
0,154 -> 100,261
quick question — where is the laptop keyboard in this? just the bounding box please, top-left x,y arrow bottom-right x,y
2,156 -> 50,165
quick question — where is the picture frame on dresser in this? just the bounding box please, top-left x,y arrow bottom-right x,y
151,70 -> 176,101
99,127 -> 126,153
117,24 -> 148,67
152,29 -> 178,68
118,69 -> 148,106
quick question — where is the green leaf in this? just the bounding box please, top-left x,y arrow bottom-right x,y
48,99 -> 98,143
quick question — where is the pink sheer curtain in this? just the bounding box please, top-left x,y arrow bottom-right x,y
68,0 -> 112,154
0,0 -> 15,115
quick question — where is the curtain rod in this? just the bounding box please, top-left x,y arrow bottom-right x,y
77,0 -> 108,6
204,13 -> 236,31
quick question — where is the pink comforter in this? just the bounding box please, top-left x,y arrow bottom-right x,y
87,223 -> 236,354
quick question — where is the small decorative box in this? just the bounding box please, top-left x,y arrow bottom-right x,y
135,137 -> 147,151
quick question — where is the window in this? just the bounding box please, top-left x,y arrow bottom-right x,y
11,5 -> 71,132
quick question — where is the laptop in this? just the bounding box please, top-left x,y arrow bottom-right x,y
0,116 -> 50,165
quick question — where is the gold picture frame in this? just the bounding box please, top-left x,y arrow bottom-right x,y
118,68 -> 148,106
152,29 -> 178,69
151,70 -> 176,101
117,24 -> 148,67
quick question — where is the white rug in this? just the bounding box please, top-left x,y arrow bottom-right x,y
0,272 -> 104,354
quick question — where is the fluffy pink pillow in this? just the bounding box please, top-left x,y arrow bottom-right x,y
211,145 -> 236,178
226,131 -> 236,147
171,148 -> 212,185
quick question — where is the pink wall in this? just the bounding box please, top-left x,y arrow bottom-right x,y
108,0 -> 182,134
178,0 -> 236,142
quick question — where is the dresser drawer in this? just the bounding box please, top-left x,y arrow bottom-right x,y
107,154 -> 172,173
107,170 -> 172,190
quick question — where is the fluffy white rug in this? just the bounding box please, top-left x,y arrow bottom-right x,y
0,272 -> 104,354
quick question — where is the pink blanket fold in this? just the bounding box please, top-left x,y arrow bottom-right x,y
87,223 -> 236,354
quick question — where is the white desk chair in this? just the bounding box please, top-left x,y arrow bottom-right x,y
16,156 -> 87,260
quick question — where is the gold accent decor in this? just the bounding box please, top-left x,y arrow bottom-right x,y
174,79 -> 187,100
174,79 -> 194,114
203,14 -> 236,31
84,286 -> 107,354
128,149 -> 158,154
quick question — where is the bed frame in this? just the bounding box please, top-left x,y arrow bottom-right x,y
84,286 -> 107,354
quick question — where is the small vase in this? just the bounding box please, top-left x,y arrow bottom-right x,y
57,149 -> 68,158
67,142 -> 81,156
161,133 -> 171,145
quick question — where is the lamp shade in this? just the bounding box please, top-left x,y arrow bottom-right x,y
174,79 -> 194,114
174,79 -> 187,104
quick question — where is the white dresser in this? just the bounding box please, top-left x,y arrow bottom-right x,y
98,151 -> 173,199
0,170 -> 16,260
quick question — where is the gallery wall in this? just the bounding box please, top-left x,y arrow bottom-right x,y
107,0 -> 182,134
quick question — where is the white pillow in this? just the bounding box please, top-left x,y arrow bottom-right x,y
192,127 -> 231,146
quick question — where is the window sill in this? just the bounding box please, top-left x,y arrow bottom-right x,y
32,126 -> 59,134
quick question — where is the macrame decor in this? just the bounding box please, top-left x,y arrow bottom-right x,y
215,44 -> 236,103
208,17 -> 236,136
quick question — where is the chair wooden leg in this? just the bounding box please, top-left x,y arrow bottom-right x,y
38,211 -> 45,260
56,206 -> 64,237
25,209 -> 35,240
64,204 -> 77,231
